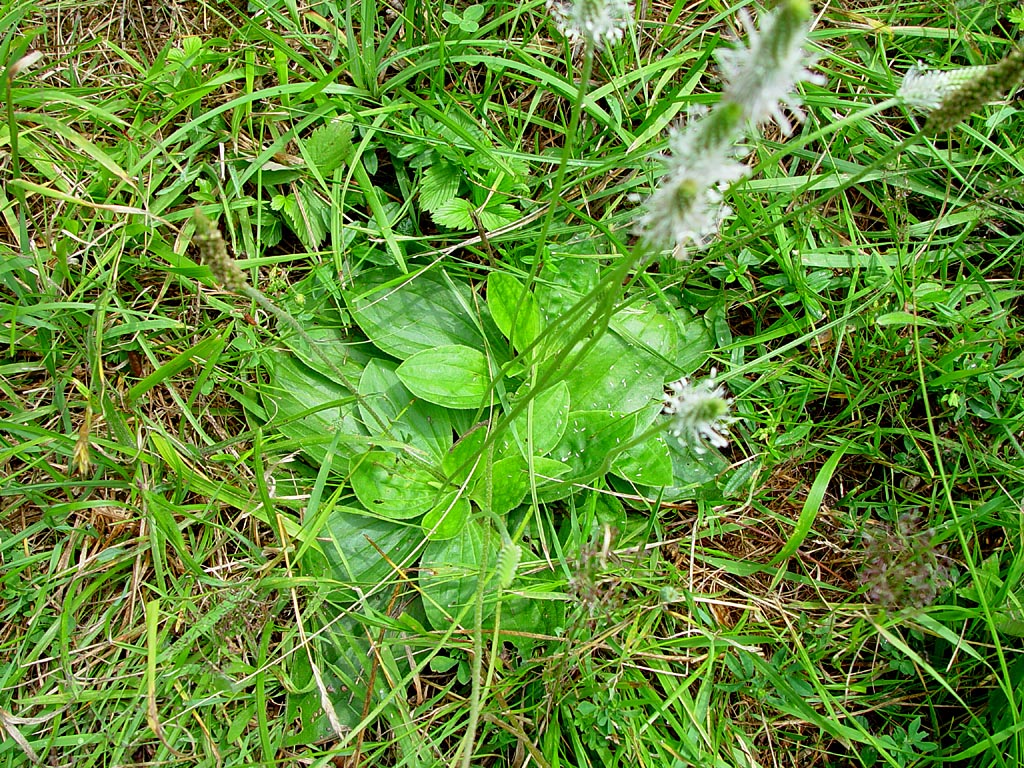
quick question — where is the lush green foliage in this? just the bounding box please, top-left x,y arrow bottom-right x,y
2,0 -> 1023,767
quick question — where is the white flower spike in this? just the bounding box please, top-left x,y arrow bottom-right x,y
633,108 -> 748,258
546,0 -> 633,51
662,373 -> 735,453
897,64 -> 987,112
899,48 -> 1024,132
716,0 -> 823,135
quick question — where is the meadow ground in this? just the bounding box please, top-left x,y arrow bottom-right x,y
1,0 -> 1023,766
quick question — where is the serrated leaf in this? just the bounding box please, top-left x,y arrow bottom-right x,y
476,203 -> 518,230
421,111 -> 486,151
431,198 -> 476,230
305,119 -> 352,176
420,161 -> 462,213
396,344 -> 493,409
278,185 -> 328,249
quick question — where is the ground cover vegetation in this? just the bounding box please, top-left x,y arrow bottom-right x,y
1,0 -> 1024,765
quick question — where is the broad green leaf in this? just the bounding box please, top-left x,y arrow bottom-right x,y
266,355 -> 366,472
471,454 -> 572,516
558,303 -> 677,412
540,410 -> 636,500
649,436 -> 729,502
499,380 -> 570,458
421,518 -> 492,630
443,423 -> 489,486
673,305 -> 716,374
345,268 -> 488,359
421,520 -> 562,636
289,507 -> 419,739
471,456 -> 529,516
396,344 -> 493,409
422,492 -> 471,540
551,410 -> 635,477
349,450 -> 440,520
358,358 -> 453,461
316,507 -> 422,592
284,624 -> 369,741
487,272 -> 542,352
611,434 -> 674,487
278,327 -> 367,391
536,252 -> 600,334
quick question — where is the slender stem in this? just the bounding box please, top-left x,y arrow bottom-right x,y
532,43 -> 596,265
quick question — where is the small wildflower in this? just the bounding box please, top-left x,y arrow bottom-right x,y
662,372 -> 735,453
861,512 -> 950,609
192,208 -> 249,293
907,47 -> 1024,133
716,0 -> 824,135
659,586 -> 684,604
546,0 -> 633,51
633,107 -> 748,257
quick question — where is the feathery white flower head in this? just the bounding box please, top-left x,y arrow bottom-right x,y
662,372 -> 735,453
546,0 -> 633,51
716,0 -> 823,135
633,111 -> 748,258
897,64 -> 987,111
898,48 -> 1024,133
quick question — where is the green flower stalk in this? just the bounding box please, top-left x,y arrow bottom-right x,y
898,47 -> 1024,133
